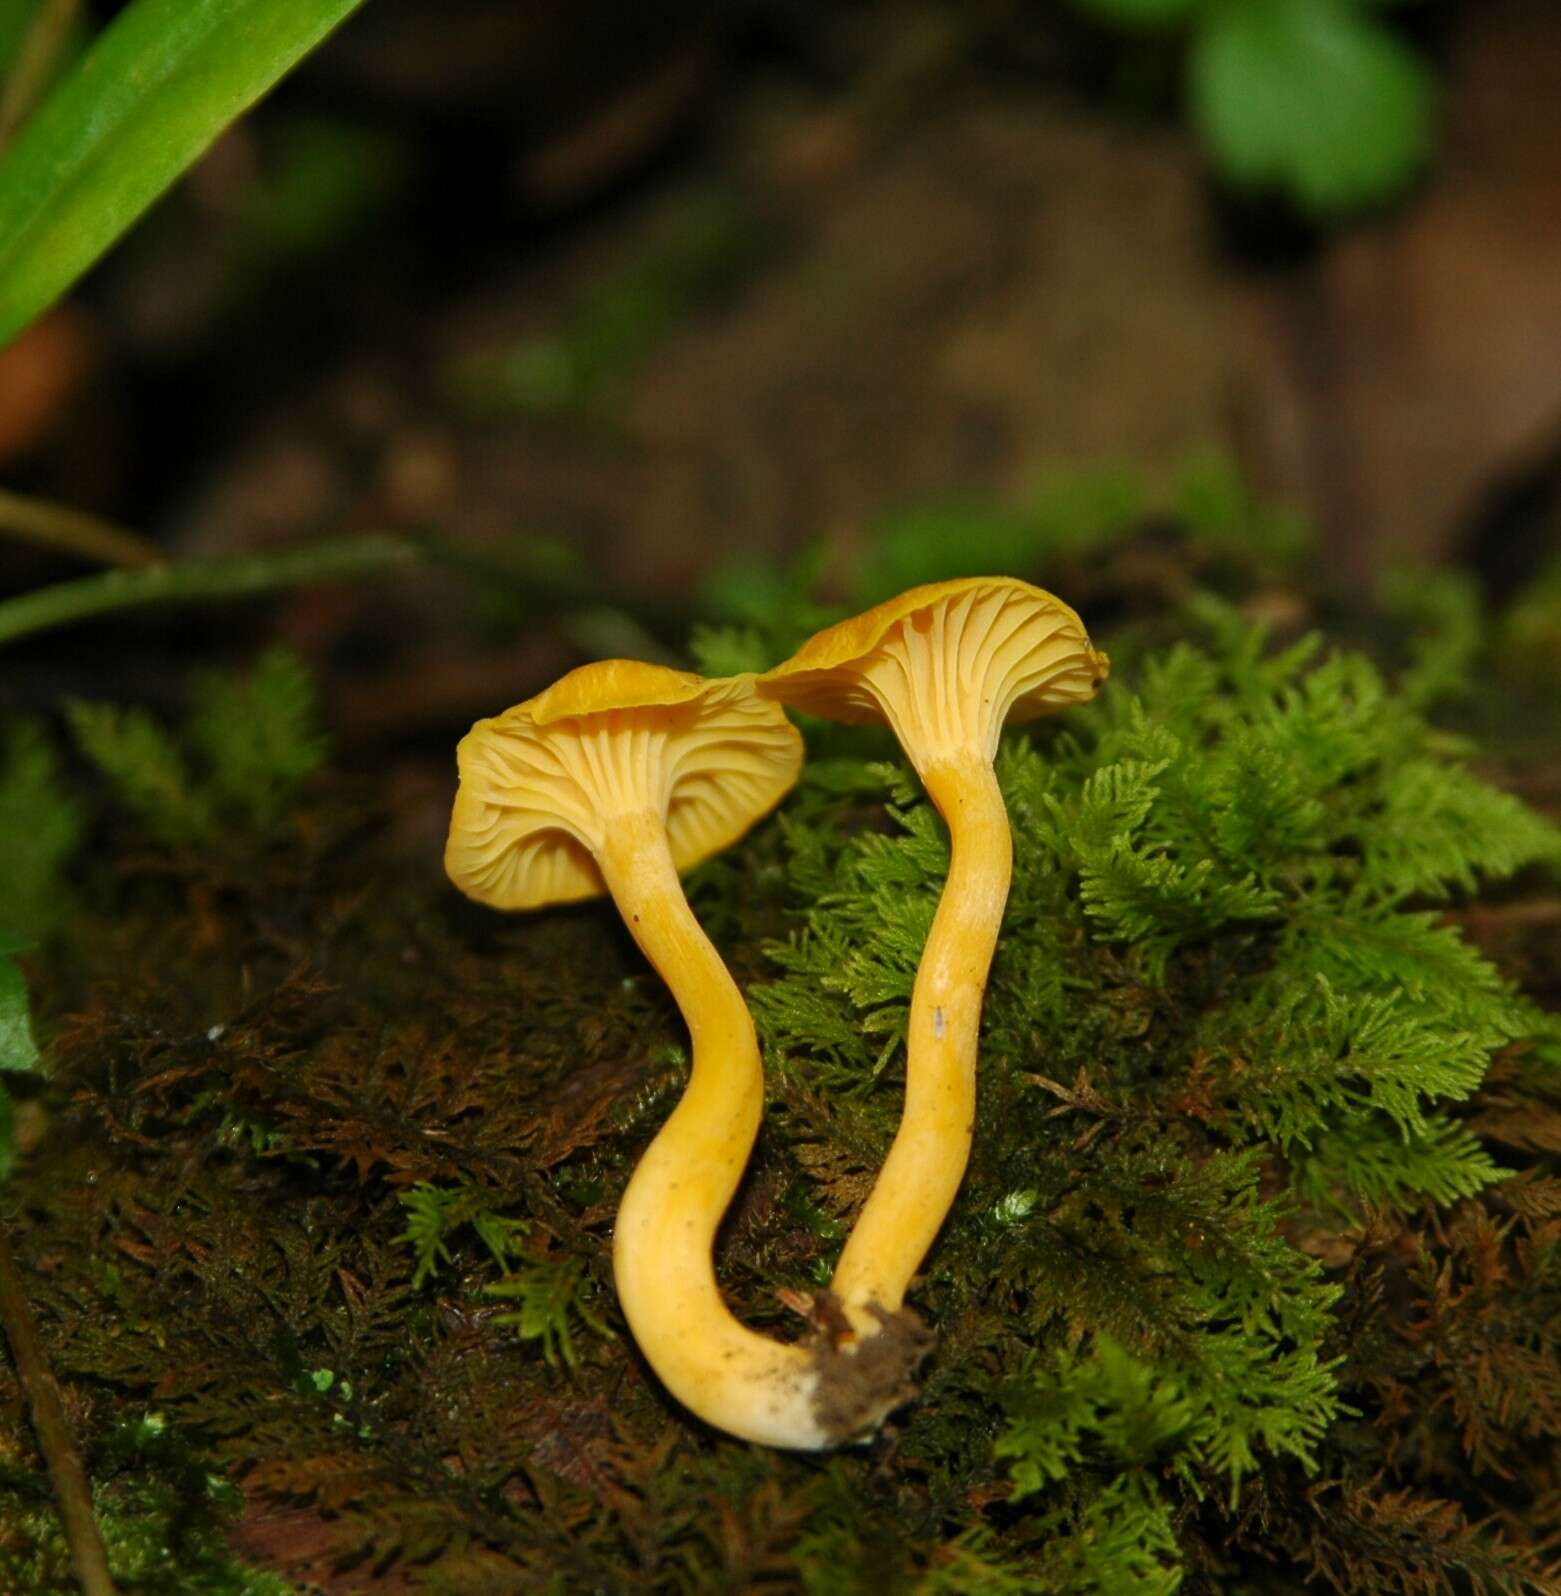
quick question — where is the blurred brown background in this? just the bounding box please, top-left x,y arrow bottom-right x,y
4,0 -> 1560,752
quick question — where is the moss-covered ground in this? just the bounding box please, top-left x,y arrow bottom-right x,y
4,487 -> 1561,1593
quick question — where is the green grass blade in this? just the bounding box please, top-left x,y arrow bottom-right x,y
0,0 -> 369,347
0,533 -> 417,645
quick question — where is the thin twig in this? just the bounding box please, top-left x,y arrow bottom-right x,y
0,0 -> 82,152
0,532 -> 419,645
0,487 -> 164,569
0,1221 -> 116,1595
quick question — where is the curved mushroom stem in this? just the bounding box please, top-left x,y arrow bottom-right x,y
597,812 -> 833,1449
830,751 -> 1012,1333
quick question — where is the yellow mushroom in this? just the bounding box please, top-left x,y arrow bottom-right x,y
759,579 -> 1108,1340
445,661 -> 925,1448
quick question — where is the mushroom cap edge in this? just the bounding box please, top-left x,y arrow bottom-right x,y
445,662 -> 803,912
757,576 -> 1110,727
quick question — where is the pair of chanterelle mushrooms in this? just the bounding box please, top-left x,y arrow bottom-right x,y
446,578 -> 1107,1449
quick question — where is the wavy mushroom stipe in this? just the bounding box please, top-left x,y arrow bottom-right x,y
445,661 -> 927,1450
759,578 -> 1108,1343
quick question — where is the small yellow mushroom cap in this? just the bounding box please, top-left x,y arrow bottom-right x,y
446,661 -> 802,912
758,578 -> 1107,757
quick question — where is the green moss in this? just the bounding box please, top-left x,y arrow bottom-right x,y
64,644 -> 326,852
0,719 -> 81,943
0,1415 -> 299,1595
3,522 -> 1561,1590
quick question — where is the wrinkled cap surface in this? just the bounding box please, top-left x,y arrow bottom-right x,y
759,578 -> 1107,762
446,661 -> 802,912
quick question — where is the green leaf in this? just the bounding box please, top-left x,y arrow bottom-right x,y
0,952 -> 38,1073
1190,0 -> 1432,215
0,0 -> 370,346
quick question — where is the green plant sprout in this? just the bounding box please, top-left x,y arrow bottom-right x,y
485,1258 -> 613,1371
1070,0 -> 1434,216
65,644 -> 327,848
397,1181 -> 532,1291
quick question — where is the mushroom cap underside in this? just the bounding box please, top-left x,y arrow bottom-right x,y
757,577 -> 1109,726
446,662 -> 802,911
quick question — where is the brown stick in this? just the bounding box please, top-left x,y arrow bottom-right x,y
0,1222 -> 116,1596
